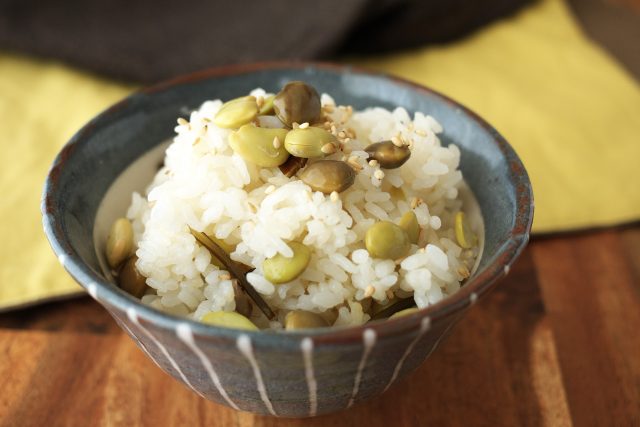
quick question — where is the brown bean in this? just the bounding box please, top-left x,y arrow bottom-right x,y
285,311 -> 329,330
299,160 -> 356,194
232,280 -> 253,318
117,256 -> 148,298
365,141 -> 411,169
273,81 -> 321,127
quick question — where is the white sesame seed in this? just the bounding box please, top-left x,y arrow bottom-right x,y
368,159 -> 378,167
415,129 -> 427,136
338,131 -> 346,138
330,191 -> 339,202
321,143 -> 336,154
292,122 -> 300,129
364,285 -> 375,298
272,136 -> 281,149
410,197 -> 419,209
391,136 -> 403,147
177,118 -> 188,126
298,122 -> 310,129
265,185 -> 276,194
374,170 -> 385,180
348,159 -> 363,171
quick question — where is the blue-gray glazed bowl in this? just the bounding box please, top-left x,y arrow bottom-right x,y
42,62 -> 533,418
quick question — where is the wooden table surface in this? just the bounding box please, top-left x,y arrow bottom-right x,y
1,226 -> 639,426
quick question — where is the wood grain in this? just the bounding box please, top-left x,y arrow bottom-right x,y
1,226 -> 639,426
532,230 -> 640,427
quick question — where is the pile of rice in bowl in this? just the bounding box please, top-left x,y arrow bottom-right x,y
107,81 -> 481,330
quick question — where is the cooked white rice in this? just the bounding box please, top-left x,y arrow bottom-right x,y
127,88 -> 479,329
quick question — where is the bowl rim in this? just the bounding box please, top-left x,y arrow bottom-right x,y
42,61 -> 534,343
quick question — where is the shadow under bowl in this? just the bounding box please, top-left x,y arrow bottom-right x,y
42,62 -> 533,418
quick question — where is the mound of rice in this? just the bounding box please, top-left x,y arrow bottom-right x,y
127,89 -> 479,329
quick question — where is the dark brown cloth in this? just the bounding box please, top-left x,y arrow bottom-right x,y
0,0 -> 533,83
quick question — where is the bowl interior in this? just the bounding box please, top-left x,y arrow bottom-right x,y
44,64 -> 531,334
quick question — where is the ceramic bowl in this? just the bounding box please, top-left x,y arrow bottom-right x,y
42,62 -> 533,418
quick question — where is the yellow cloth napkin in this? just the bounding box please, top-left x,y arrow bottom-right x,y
356,0 -> 640,233
0,59 -> 133,309
1,0 -> 639,310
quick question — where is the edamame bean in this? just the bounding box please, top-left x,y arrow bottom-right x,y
262,242 -> 311,284
106,218 -> 134,269
284,127 -> 337,158
455,212 -> 477,249
398,211 -> 420,244
229,125 -> 290,167
259,95 -> 275,115
201,311 -> 258,331
365,221 -> 410,260
213,96 -> 259,129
